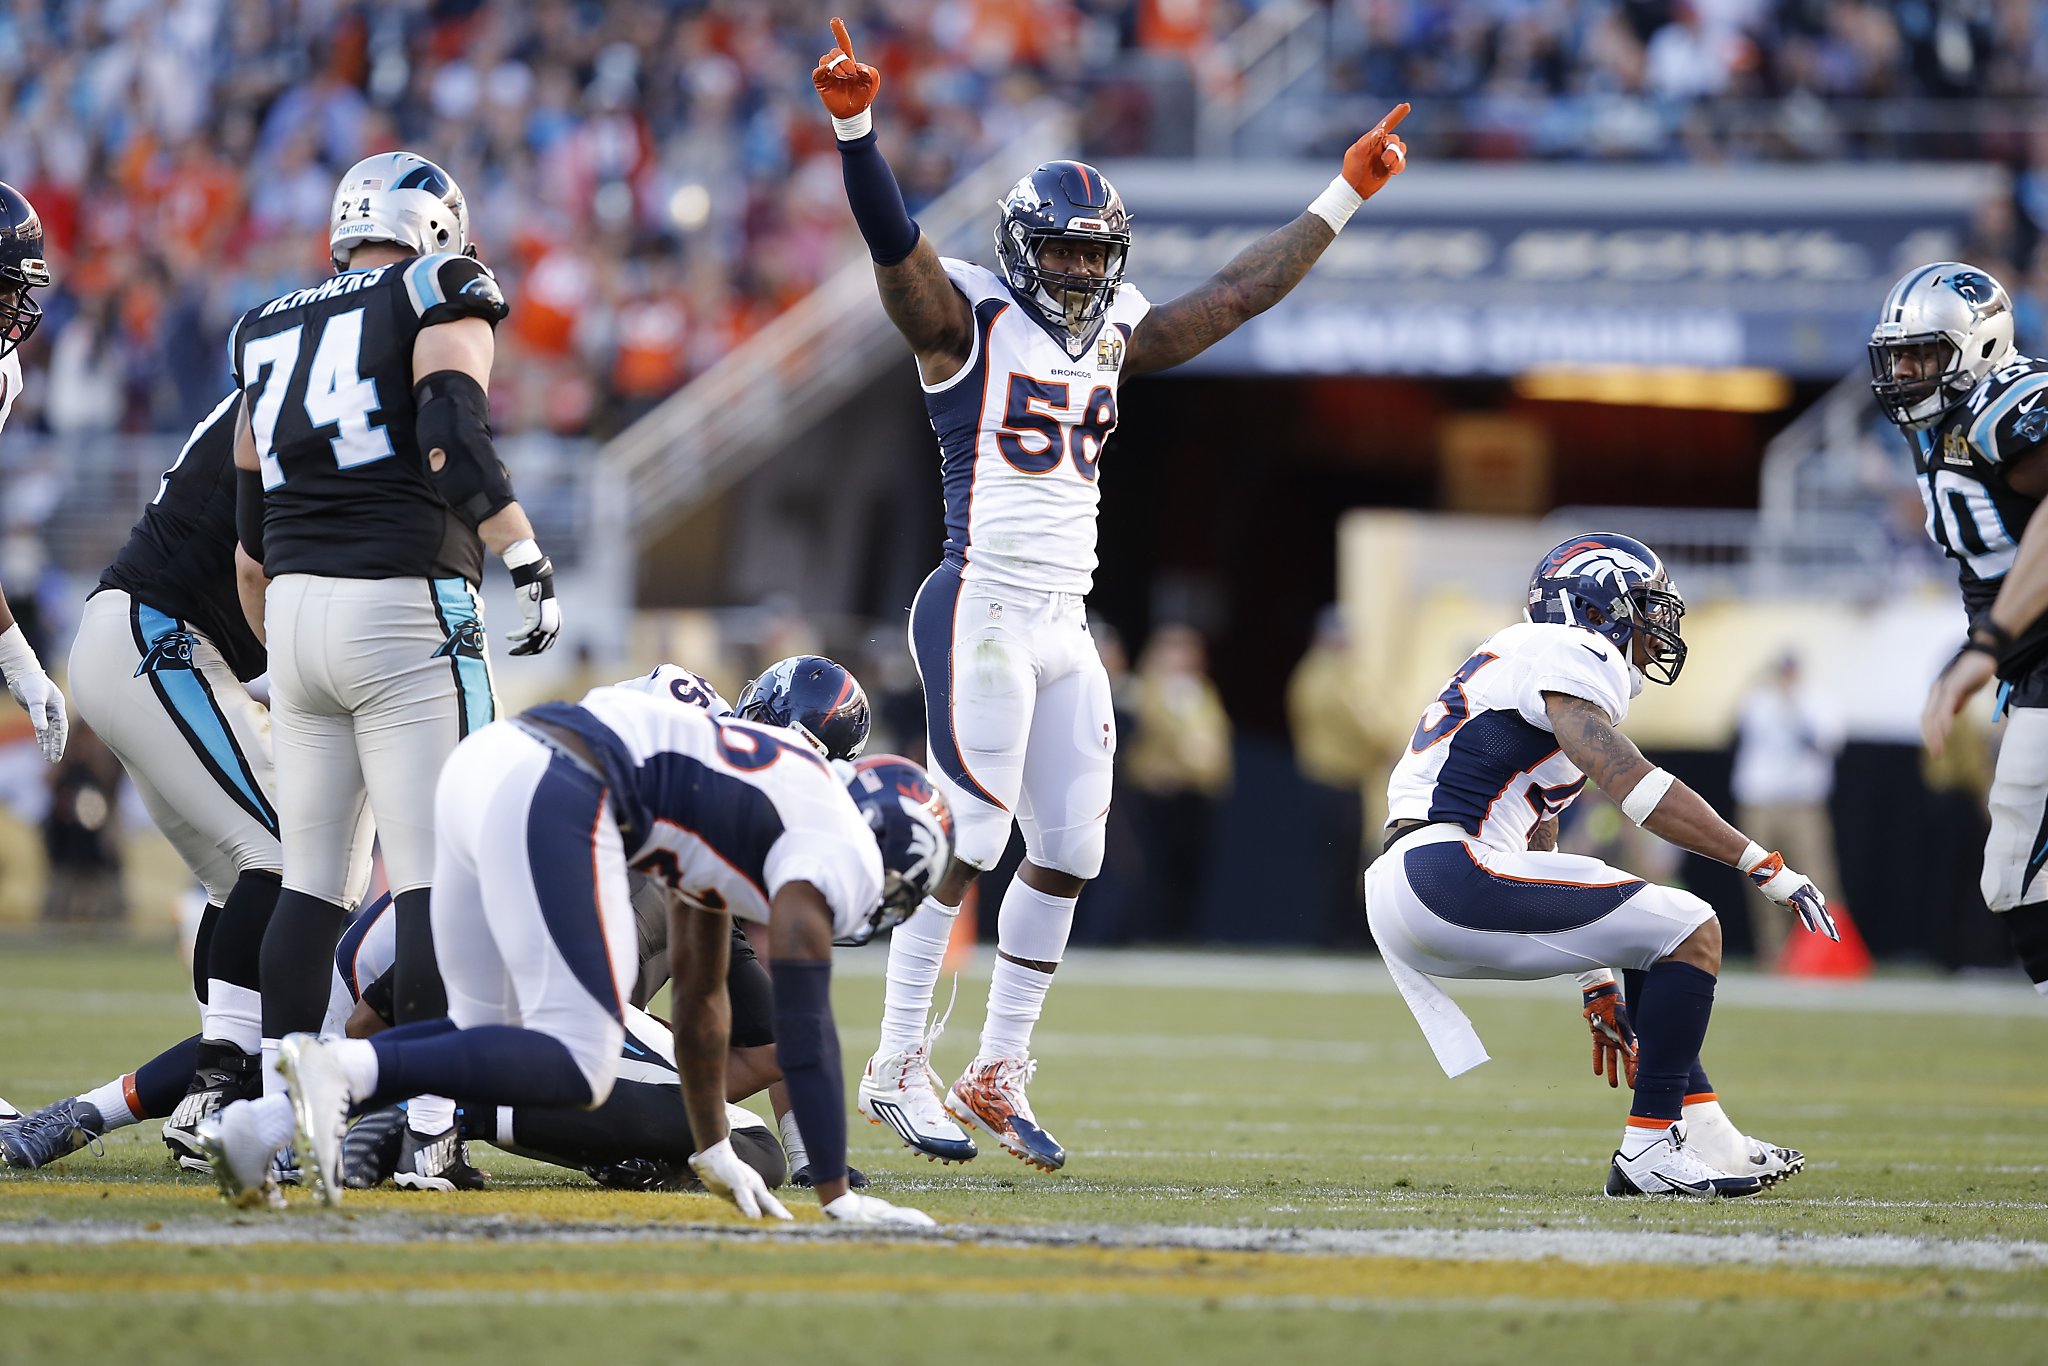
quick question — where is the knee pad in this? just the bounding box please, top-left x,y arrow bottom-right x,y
940,777 -> 1015,870
1024,822 -> 1105,883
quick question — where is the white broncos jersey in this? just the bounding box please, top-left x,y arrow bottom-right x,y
923,258 -> 1151,596
0,349 -> 20,436
1385,621 -> 1636,855
611,663 -> 734,717
534,687 -> 883,942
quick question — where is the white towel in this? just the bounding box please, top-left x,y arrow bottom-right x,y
1381,951 -> 1490,1078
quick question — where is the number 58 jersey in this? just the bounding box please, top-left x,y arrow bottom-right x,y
230,252 -> 509,585
924,259 -> 1151,596
1385,622 -> 1636,856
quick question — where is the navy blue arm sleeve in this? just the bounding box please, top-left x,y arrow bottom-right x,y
836,130 -> 921,266
769,958 -> 846,1186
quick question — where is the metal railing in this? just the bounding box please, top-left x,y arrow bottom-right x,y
1192,0 -> 1326,160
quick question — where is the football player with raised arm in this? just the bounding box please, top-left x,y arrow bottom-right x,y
230,152 -> 562,1190
199,685 -> 950,1227
1368,534 -> 1830,1198
1875,264 -> 2048,995
812,17 -> 1410,1171
0,182 -> 67,764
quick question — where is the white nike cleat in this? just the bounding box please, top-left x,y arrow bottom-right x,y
822,1190 -> 937,1227
1605,1123 -> 1764,1199
194,1102 -> 286,1211
277,1034 -> 353,1209
1679,1108 -> 1807,1188
858,1037 -> 977,1164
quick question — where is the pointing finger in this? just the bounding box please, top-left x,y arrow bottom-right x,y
1377,101 -> 1411,134
831,16 -> 855,62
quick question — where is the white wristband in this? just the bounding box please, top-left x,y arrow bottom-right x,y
1576,968 -> 1616,993
1736,840 -> 1771,875
501,537 -> 544,572
1307,175 -> 1364,233
832,110 -> 873,142
0,623 -> 42,681
1619,766 -> 1676,826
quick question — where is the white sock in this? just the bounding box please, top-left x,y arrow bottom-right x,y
247,1093 -> 295,1150
1681,1096 -> 1733,1135
408,1093 -> 456,1137
261,1039 -> 284,1097
328,1037 -> 380,1101
977,879 -> 1077,1061
878,896 -> 957,1053
201,981 -> 262,1055
1618,1121 -> 1671,1159
495,1106 -> 517,1147
80,1078 -> 140,1130
779,1109 -> 810,1170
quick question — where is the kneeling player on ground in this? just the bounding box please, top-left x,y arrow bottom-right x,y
201,685 -> 949,1223
1366,533 -> 1833,1198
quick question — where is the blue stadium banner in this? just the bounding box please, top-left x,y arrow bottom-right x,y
1101,163 -> 2003,378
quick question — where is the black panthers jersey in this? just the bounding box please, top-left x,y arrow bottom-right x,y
97,393 -> 267,682
1912,354 -> 2048,680
230,252 -> 508,584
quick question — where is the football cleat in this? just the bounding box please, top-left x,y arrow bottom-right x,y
341,1106 -> 407,1189
945,1055 -> 1065,1172
393,1124 -> 489,1192
277,1034 -> 353,1208
859,1040 -> 977,1164
0,1096 -> 20,1121
162,1043 -> 261,1170
790,1163 -> 868,1190
0,1098 -> 105,1169
193,1103 -> 285,1211
585,1156 -> 687,1191
1605,1124 -> 1764,1199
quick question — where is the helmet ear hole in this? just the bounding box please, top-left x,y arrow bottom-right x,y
1983,339 -> 1998,358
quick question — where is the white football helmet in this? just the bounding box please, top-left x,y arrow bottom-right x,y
328,152 -> 473,271
1869,261 -> 2015,430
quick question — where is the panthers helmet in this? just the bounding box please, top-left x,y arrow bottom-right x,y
329,152 -> 474,271
734,655 -> 872,761
994,161 -> 1130,345
1526,533 -> 1688,687
0,183 -> 51,359
838,755 -> 953,947
1869,262 -> 2015,430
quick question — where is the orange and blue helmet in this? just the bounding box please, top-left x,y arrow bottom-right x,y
0,183 -> 51,359
839,754 -> 953,946
1526,532 -> 1688,686
735,654 -> 871,761
994,160 -> 1130,342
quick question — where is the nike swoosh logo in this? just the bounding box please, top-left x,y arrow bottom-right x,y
2022,394 -> 2044,416
1652,1172 -> 1713,1194
1581,644 -> 1609,662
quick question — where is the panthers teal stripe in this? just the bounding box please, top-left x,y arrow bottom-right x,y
431,576 -> 496,738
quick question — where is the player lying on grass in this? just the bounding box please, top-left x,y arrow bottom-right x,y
199,683 -> 952,1226
1367,532 -> 1830,1199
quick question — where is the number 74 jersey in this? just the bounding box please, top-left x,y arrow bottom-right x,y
1384,622 -> 1635,855
924,259 -> 1151,596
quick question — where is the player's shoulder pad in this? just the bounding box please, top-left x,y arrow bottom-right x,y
1962,354 -> 2048,465
1504,621 -> 1631,727
402,252 -> 508,327
1109,279 -> 1151,328
940,257 -> 1009,305
611,664 -> 735,717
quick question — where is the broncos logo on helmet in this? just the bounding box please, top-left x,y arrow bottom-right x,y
837,754 -> 953,947
0,182 -> 51,360
1527,532 -> 1688,687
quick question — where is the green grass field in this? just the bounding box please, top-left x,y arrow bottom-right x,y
1,939 -> 2043,1365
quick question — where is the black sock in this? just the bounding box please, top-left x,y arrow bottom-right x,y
1629,960 -> 1718,1123
209,870 -> 281,996
259,890 -> 349,1040
366,1023 -> 591,1111
1628,968 -> 1711,1099
2004,902 -> 2048,986
191,902 -> 221,1004
392,887 -> 446,1024
132,1035 -> 204,1119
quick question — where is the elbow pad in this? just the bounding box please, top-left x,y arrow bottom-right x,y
414,370 -> 514,528
235,467 -> 265,561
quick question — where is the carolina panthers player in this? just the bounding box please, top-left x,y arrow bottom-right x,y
200,687 -> 950,1227
0,182 -> 67,763
1367,534 -> 1832,1198
231,152 -> 562,1189
1874,263 -> 2048,995
813,17 -> 1409,1170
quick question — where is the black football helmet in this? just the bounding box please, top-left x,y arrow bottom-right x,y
0,183 -> 51,360
734,655 -> 872,761
994,161 -> 1130,348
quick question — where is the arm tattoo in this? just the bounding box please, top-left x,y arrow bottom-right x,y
1528,818 -> 1559,853
874,236 -> 972,366
1125,211 -> 1336,376
1544,693 -> 1653,797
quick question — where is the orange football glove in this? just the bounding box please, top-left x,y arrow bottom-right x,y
813,17 -> 881,121
1581,981 -> 1638,1089
1340,102 -> 1411,201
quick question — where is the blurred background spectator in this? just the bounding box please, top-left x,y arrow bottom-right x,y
1730,651 -> 1844,965
1284,605 -> 1380,948
42,723 -> 125,925
1123,624 -> 1233,942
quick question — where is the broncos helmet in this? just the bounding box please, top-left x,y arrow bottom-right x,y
838,755 -> 953,946
0,183 -> 51,359
329,152 -> 474,271
1526,533 -> 1688,687
1869,262 -> 2015,430
994,160 -> 1131,349
734,655 -> 871,761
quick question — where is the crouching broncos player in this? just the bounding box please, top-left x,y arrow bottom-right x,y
201,683 -> 950,1224
1367,534 -> 1829,1198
